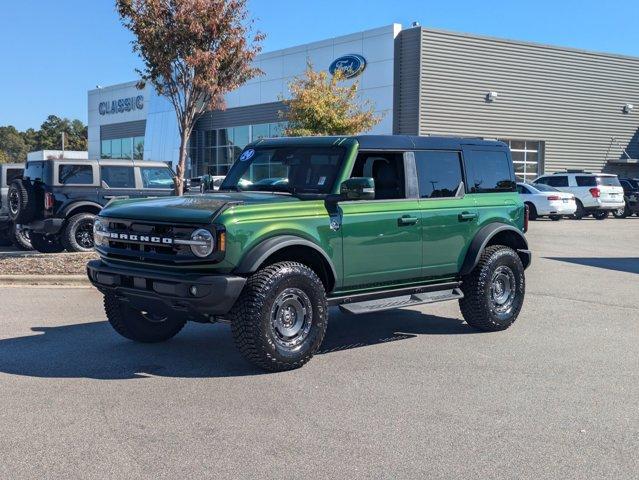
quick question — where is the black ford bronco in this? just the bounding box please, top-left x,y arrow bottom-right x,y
8,158 -> 177,253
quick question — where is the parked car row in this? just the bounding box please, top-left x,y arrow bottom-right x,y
6,158 -> 177,253
519,171 -> 636,220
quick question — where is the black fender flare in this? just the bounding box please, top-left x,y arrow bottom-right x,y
235,235 -> 338,281
460,223 -> 531,275
63,201 -> 103,218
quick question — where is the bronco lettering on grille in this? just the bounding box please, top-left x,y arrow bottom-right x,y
108,232 -> 174,245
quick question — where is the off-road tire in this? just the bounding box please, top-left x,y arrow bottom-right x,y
11,224 -> 32,250
103,293 -> 186,343
61,213 -> 96,252
230,262 -> 328,372
549,215 -> 562,221
7,179 -> 36,223
459,245 -> 525,332
525,202 -> 538,221
29,233 -> 65,253
593,210 -> 608,220
572,200 -> 586,220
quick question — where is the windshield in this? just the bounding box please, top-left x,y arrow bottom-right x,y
531,183 -> 559,192
597,176 -> 621,187
220,146 -> 345,195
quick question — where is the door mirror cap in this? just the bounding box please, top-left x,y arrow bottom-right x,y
340,177 -> 375,201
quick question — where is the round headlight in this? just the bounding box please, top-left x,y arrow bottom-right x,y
93,218 -> 107,247
190,229 -> 215,258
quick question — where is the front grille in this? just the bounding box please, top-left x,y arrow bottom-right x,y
98,218 -> 205,265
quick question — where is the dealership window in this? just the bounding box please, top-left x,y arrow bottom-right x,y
101,136 -> 145,160
499,139 -> 544,182
191,122 -> 287,176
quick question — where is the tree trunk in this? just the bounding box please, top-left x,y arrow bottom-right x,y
175,130 -> 189,196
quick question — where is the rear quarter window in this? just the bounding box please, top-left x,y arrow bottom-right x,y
596,176 -> 621,187
59,165 -> 94,185
575,176 -> 596,187
464,149 -> 515,193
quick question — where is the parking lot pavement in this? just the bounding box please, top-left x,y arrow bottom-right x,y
0,218 -> 637,479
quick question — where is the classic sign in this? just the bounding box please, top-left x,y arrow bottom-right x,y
329,54 -> 367,79
99,95 -> 144,115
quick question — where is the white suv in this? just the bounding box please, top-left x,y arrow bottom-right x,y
533,171 -> 625,220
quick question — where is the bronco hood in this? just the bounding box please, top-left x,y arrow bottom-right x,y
100,192 -> 301,224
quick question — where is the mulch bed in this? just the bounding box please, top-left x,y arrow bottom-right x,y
0,252 -> 98,276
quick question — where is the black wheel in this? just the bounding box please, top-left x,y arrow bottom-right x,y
29,233 -> 65,253
230,261 -> 328,372
61,213 -> 96,252
11,224 -> 32,250
525,203 -> 538,221
459,245 -> 525,332
612,206 -> 629,218
572,200 -> 586,220
7,179 -> 36,223
593,210 -> 608,220
104,293 -> 186,343
549,215 -> 562,221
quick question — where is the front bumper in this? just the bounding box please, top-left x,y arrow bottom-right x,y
87,260 -> 246,318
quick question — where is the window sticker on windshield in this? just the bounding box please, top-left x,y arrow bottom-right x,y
240,149 -> 255,162
318,176 -> 326,186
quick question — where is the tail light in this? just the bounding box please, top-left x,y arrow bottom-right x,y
547,195 -> 561,201
523,204 -> 529,233
589,188 -> 600,198
44,192 -> 55,210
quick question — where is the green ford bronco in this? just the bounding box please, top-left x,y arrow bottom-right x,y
87,135 -> 531,371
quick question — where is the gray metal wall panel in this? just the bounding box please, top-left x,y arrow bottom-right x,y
100,120 -> 146,141
195,101 -> 285,131
393,27 -> 421,135
417,28 -> 639,173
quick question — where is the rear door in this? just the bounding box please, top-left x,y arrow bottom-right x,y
339,151 -> 422,288
99,165 -> 139,204
414,150 -> 477,278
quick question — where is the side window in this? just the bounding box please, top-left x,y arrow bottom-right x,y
140,167 -> 175,189
6,168 -> 23,183
100,166 -> 135,189
351,152 -> 405,200
534,177 -> 548,185
59,164 -> 94,185
464,149 -> 515,193
546,176 -> 568,187
414,151 -> 463,199
575,176 -> 596,187
23,161 -> 44,182
516,184 -> 530,194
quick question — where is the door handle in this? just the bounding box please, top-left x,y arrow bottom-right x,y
458,211 -> 478,222
398,215 -> 419,226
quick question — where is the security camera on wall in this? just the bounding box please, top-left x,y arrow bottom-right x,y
486,91 -> 498,102
623,103 -> 634,114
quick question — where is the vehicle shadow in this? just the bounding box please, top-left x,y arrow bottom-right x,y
546,257 -> 639,275
0,308 -> 474,380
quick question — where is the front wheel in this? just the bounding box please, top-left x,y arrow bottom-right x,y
61,213 -> 96,252
230,262 -> 328,372
104,293 -> 186,343
572,200 -> 586,220
30,233 -> 65,253
11,224 -> 32,250
459,245 -> 525,332
593,210 -> 608,220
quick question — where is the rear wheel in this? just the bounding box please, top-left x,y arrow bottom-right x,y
612,206 -> 629,218
230,261 -> 328,372
61,213 -> 96,252
459,245 -> 525,332
30,233 -> 65,253
104,293 -> 186,343
7,179 -> 36,223
525,203 -> 538,221
11,224 -> 32,250
593,210 -> 608,220
549,215 -> 562,221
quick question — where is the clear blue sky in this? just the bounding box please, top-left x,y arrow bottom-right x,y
1,0 -> 638,130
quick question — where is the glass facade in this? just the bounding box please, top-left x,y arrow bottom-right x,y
190,122 -> 287,177
101,136 -> 145,160
500,139 -> 544,182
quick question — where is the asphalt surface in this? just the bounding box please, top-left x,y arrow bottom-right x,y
0,217 -> 637,479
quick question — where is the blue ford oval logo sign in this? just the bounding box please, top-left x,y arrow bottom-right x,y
329,54 -> 367,79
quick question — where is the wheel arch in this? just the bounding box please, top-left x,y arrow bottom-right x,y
460,223 -> 531,275
234,235 -> 337,292
63,202 -> 102,218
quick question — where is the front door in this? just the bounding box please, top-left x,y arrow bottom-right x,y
339,152 -> 422,288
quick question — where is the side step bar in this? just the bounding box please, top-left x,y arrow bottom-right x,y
328,281 -> 464,315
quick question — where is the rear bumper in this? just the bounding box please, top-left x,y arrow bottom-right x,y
540,202 -> 576,215
87,260 -> 246,318
26,218 -> 64,235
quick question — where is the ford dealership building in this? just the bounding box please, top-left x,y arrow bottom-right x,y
88,23 -> 639,179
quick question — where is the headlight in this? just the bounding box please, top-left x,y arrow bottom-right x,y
93,218 -> 108,247
189,229 -> 215,258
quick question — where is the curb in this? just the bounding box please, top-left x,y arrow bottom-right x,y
0,275 -> 89,286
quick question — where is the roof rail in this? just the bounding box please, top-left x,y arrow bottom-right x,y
555,169 -> 592,174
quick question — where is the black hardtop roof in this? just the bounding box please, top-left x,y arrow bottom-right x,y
250,135 -> 507,150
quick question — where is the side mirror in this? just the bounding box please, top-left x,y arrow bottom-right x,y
340,177 -> 375,201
